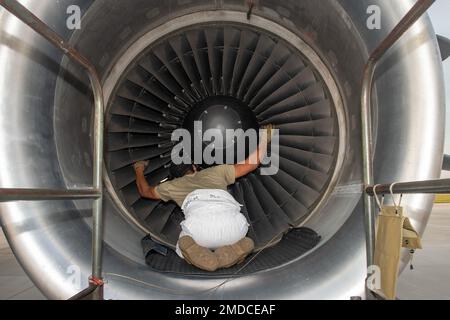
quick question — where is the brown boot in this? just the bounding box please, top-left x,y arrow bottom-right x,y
178,236 -> 219,272
215,237 -> 255,269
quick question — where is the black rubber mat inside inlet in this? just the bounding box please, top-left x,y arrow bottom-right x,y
142,228 -> 321,277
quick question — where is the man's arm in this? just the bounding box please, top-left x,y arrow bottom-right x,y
135,165 -> 161,200
234,126 -> 270,179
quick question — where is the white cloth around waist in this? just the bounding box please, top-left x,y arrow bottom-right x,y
179,189 -> 250,250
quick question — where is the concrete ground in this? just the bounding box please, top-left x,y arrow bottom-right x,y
0,204 -> 449,300
0,231 -> 45,300
397,204 -> 450,300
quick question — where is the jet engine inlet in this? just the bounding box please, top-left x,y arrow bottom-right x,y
105,23 -> 341,251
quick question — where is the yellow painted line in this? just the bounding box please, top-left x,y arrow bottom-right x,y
435,195 -> 450,203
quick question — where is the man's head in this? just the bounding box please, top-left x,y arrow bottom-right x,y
169,163 -> 198,179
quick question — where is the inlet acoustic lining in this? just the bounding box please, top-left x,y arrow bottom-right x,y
105,23 -> 338,251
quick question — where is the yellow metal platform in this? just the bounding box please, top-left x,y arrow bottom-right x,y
435,195 -> 450,203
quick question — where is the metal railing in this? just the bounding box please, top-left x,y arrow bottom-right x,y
361,0 -> 436,268
0,0 -> 105,299
360,0 -> 450,298
366,179 -> 450,196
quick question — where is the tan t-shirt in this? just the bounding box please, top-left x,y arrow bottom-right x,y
155,165 -> 236,207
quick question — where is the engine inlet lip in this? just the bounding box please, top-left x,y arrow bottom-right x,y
102,10 -> 347,252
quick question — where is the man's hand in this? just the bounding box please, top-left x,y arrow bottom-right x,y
133,160 -> 149,173
261,124 -> 274,144
134,160 -> 161,200
234,124 -> 274,179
